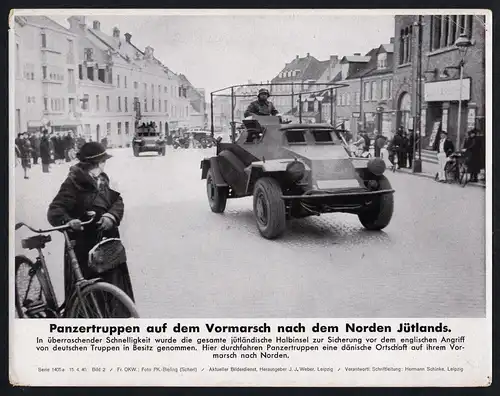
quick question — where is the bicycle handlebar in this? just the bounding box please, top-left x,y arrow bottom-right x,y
15,211 -> 96,233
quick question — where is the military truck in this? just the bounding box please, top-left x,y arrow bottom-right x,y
132,122 -> 166,157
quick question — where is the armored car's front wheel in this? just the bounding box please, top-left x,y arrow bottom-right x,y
207,169 -> 228,213
358,175 -> 394,231
253,178 -> 286,239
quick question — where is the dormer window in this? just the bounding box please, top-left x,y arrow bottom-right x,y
377,53 -> 387,69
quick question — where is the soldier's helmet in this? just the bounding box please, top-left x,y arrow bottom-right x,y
258,88 -> 270,97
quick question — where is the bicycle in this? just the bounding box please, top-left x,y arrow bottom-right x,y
441,152 -> 469,187
15,212 -> 139,318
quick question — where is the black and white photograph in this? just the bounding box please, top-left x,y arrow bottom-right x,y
12,10 -> 488,320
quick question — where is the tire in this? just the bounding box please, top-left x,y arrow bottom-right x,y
253,177 -> 286,239
65,282 -> 139,318
206,168 -> 228,213
358,175 -> 394,231
15,255 -> 58,318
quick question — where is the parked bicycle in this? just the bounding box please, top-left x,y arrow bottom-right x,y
434,151 -> 470,187
15,211 -> 139,318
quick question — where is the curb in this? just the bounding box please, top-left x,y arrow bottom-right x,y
396,168 -> 486,189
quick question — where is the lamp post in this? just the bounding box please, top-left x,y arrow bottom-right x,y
454,33 -> 473,150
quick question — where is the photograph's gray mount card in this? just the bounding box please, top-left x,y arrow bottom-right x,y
9,8 -> 492,387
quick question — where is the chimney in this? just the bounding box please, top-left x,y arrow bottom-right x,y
112,27 -> 120,38
145,46 -> 154,59
93,20 -> 100,30
390,37 -> 395,44
296,55 -> 299,59
68,16 -> 86,31
330,55 -> 338,64
307,52 -> 310,57
125,33 -> 132,43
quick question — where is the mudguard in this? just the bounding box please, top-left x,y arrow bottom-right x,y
244,160 -> 292,194
200,157 -> 228,187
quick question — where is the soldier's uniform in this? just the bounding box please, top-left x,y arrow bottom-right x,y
244,100 -> 278,118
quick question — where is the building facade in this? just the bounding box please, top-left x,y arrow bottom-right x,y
393,14 -> 485,149
14,16 -> 80,135
316,42 -> 394,138
67,16 -> 194,147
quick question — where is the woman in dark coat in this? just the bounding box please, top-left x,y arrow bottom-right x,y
19,133 -> 32,179
47,142 -> 135,311
39,129 -> 51,173
463,129 -> 482,182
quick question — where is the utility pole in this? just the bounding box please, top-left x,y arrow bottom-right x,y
412,15 -> 423,173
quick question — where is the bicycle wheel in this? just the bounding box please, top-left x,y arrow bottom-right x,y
65,282 -> 139,318
15,256 -> 58,318
444,162 -> 456,182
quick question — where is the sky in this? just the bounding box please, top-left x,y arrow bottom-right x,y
47,12 -> 395,98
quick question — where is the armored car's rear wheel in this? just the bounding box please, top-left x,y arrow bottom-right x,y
253,178 -> 286,239
207,169 -> 228,213
358,175 -> 394,230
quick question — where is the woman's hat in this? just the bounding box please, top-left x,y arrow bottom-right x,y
77,142 -> 112,163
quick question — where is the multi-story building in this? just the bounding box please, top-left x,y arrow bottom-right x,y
322,42 -> 395,138
393,14 -> 485,149
178,74 -> 207,128
14,16 -> 80,135
271,53 -> 335,119
66,16 -> 193,146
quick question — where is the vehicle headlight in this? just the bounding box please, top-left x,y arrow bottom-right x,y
367,158 -> 386,176
286,160 -> 306,182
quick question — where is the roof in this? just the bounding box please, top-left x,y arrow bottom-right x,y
341,55 -> 371,63
302,59 -> 330,81
380,43 -> 394,53
272,55 -> 316,81
16,16 -> 73,35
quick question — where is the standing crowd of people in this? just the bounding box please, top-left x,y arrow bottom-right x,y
15,129 -> 87,179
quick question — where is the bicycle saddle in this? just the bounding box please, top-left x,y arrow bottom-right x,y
21,234 -> 52,250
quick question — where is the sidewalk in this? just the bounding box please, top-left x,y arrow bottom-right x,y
395,162 -> 486,189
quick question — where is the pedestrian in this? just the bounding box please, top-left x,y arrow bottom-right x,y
374,131 -> 387,158
39,129 -> 51,173
30,132 -> 40,165
407,129 -> 415,169
47,142 -> 135,308
49,133 -> 57,164
64,132 -> 74,162
436,130 -> 455,182
19,133 -> 32,179
390,127 -> 405,169
463,129 -> 481,182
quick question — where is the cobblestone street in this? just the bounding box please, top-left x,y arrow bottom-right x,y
14,147 -> 486,318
